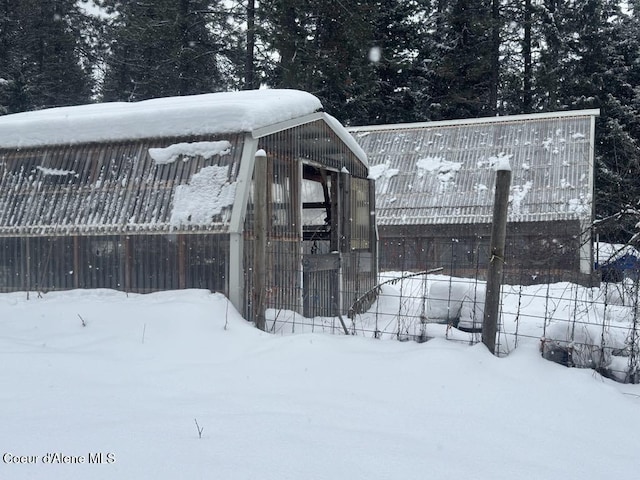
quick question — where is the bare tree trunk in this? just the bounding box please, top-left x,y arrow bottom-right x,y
490,0 -> 500,114
244,0 -> 256,89
543,0 -> 559,109
523,0 -> 533,112
178,0 -> 191,95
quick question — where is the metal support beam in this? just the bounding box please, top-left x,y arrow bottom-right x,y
228,135 -> 258,316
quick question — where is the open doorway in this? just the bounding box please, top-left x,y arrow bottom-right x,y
301,163 -> 341,317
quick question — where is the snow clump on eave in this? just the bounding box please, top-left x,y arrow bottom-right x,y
149,141 -> 232,165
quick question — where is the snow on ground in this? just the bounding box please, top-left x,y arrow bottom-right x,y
2,287 -> 640,480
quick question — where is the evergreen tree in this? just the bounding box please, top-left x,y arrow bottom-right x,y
244,0 -> 257,89
428,0 -> 497,120
559,0 -> 640,242
0,0 -> 93,114
493,1 -> 594,116
343,0 -> 435,125
100,0 -> 240,102
494,0 -> 528,114
535,0 -> 575,111
258,0 -> 436,125
258,0 -> 378,122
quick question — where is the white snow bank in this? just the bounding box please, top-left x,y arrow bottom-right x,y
540,318 -> 629,371
149,140 -> 232,165
0,89 -> 323,148
426,280 -> 472,321
426,280 -> 486,331
1,288 -> 640,480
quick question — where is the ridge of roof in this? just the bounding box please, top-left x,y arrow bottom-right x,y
347,109 -> 600,133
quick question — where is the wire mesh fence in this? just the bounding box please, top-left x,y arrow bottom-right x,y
264,236 -> 640,384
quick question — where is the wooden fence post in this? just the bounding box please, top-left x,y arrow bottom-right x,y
253,149 -> 268,331
482,159 -> 512,354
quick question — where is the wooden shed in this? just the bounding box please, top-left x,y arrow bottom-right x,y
349,110 -> 598,285
0,89 -> 377,323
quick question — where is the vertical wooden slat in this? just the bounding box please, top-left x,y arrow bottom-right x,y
253,150 -> 268,330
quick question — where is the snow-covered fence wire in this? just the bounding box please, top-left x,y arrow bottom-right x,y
264,237 -> 640,384
342,272 -> 640,383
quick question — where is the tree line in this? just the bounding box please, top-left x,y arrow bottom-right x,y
1,0 -> 639,242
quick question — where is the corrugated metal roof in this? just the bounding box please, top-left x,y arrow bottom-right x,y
0,134 -> 244,236
349,110 -> 597,226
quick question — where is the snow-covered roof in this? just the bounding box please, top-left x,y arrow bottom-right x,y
0,89 -> 323,148
0,90 -> 371,236
350,109 -> 598,226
